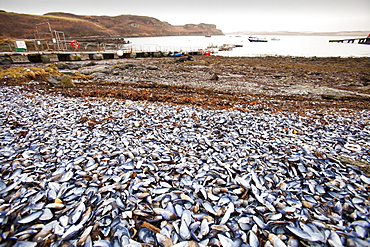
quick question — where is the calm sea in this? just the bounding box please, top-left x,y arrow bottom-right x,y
127,35 -> 369,57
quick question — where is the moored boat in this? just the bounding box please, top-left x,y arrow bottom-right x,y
248,36 -> 268,42
169,52 -> 183,57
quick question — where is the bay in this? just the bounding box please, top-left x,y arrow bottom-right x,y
126,35 -> 370,57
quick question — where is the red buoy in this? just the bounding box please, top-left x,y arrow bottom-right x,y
203,50 -> 211,55
70,40 -> 80,49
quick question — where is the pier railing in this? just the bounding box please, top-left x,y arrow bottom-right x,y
0,42 -> 207,64
329,37 -> 370,45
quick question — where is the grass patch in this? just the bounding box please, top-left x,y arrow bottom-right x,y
0,66 -> 62,83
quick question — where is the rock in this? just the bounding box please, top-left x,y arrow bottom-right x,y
360,77 -> 370,86
175,56 -> 193,63
147,66 -> 158,70
47,74 -> 75,88
70,54 -> 83,61
0,56 -> 12,65
66,63 -> 82,70
210,73 -> 219,80
91,54 -> 104,60
58,70 -> 76,75
82,61 -> 97,67
321,93 -> 370,101
56,63 -> 81,70
91,73 -> 107,80
55,63 -> 69,70
79,65 -> 112,75
120,64 -> 136,70
152,52 -> 163,57
358,85 -> 370,93
307,71 -> 321,76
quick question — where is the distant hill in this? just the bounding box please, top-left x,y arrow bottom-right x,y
227,30 -> 370,36
0,10 -> 223,39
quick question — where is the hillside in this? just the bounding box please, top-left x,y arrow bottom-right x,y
0,10 -> 223,39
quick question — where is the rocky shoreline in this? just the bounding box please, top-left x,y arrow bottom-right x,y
1,55 -> 369,112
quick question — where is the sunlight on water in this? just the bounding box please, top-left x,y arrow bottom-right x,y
128,35 -> 370,57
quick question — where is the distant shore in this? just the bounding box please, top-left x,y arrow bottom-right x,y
226,31 -> 370,36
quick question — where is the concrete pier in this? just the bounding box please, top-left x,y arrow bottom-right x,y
0,48 -> 204,65
329,37 -> 370,45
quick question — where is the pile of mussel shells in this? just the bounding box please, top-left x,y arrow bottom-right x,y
0,87 -> 369,247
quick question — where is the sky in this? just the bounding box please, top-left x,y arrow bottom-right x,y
1,0 -> 369,33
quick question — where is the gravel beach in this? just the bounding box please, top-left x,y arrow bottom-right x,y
0,56 -> 369,246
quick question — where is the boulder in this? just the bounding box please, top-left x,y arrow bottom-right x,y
47,74 -> 75,88
56,62 -> 81,70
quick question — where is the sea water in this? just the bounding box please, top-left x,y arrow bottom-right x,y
127,35 -> 370,57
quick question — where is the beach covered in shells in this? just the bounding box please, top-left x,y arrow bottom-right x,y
0,56 -> 370,246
